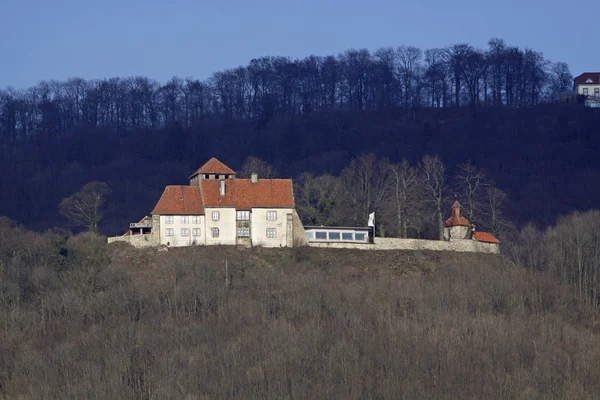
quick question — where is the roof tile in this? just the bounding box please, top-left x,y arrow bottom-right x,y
151,186 -> 204,215
574,73 -> 600,85
472,231 -> 500,244
189,157 -> 236,178
201,179 -> 294,209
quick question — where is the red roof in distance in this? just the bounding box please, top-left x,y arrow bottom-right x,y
151,186 -> 204,215
444,200 -> 470,227
574,73 -> 600,85
189,157 -> 236,178
201,179 -> 294,209
472,231 -> 500,244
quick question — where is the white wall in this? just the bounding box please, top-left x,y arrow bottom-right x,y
444,225 -> 470,241
159,215 -> 205,247
251,208 -> 293,247
204,207 -> 237,245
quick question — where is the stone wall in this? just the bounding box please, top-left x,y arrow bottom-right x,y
309,237 -> 499,254
291,209 -> 309,246
107,234 -> 157,248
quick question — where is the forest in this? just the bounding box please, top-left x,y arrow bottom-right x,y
1,37 -> 597,239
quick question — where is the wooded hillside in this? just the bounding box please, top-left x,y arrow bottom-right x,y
1,37 -> 596,236
1,219 -> 600,399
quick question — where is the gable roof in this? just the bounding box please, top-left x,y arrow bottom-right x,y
189,157 -> 236,178
574,73 -> 600,85
444,200 -> 470,227
472,231 -> 500,244
151,186 -> 204,215
201,179 -> 294,209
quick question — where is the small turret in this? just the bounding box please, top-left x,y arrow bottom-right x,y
444,201 -> 471,241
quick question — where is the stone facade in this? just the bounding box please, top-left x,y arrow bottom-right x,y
107,233 -> 157,247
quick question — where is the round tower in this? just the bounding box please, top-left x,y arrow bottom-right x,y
443,201 -> 471,241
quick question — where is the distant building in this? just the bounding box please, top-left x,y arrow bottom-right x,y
108,157 -> 307,248
573,72 -> 600,108
304,226 -> 371,244
444,200 -> 500,245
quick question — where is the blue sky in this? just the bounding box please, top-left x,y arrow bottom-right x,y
0,0 -> 595,89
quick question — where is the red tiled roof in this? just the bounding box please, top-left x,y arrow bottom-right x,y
472,231 -> 500,244
444,200 -> 470,227
151,186 -> 204,215
574,73 -> 600,85
189,157 -> 236,178
445,215 -> 470,227
201,179 -> 294,209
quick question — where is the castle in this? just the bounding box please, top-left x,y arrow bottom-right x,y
108,157 -> 500,254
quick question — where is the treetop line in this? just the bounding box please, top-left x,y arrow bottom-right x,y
0,38 -> 573,139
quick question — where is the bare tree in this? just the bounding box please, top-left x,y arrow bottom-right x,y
387,159 -> 422,238
483,184 -> 508,237
547,62 -> 573,102
59,182 -> 112,233
444,44 -> 473,107
397,46 -> 422,107
455,162 -> 486,225
238,156 -> 275,178
420,155 -> 446,240
339,154 -> 390,227
486,38 -> 506,106
424,48 -> 446,107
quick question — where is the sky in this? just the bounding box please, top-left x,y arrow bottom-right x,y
0,0 -> 596,89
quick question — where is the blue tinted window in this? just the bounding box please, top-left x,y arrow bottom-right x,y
306,232 -> 314,239
342,232 -> 353,240
355,233 -> 366,241
329,232 -> 340,240
315,232 -> 327,240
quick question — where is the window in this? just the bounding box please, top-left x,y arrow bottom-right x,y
204,174 -> 209,179
181,228 -> 189,236
315,232 -> 327,240
192,216 -> 201,224
342,232 -> 353,241
192,228 -> 201,237
165,228 -> 174,237
583,88 -> 589,95
165,216 -> 174,224
237,211 -> 250,220
181,216 -> 189,224
595,88 -> 599,97
328,232 -> 340,240
211,227 -> 219,237
355,233 -> 366,241
212,211 -> 220,221
237,227 -> 250,237
306,232 -> 314,240
266,211 -> 277,221
266,228 -> 276,238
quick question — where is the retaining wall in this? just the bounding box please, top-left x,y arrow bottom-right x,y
107,234 -> 157,248
309,237 -> 499,253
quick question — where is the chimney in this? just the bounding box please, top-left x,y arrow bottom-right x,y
219,179 -> 226,196
251,173 -> 258,183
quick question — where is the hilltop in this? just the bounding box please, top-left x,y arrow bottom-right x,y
1,221 -> 600,399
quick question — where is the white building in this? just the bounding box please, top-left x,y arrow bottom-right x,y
108,157 -> 307,248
